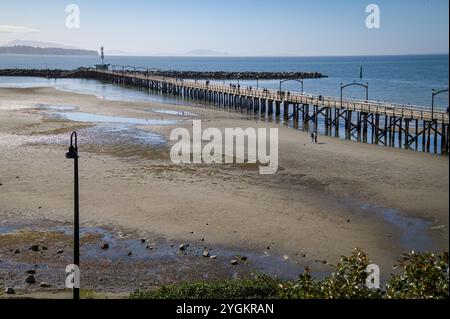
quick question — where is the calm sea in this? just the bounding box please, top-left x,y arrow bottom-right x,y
0,54 -> 448,108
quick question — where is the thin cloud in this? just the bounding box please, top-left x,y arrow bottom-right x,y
0,25 -> 40,33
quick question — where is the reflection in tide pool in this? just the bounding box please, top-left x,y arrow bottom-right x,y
79,124 -> 167,146
30,105 -> 178,147
53,111 -> 178,126
148,109 -> 197,117
37,103 -> 78,111
23,123 -> 167,147
360,203 -> 433,252
0,76 -> 198,107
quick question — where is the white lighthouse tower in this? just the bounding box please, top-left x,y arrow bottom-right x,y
95,45 -> 109,70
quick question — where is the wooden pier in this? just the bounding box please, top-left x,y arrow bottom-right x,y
69,69 -> 450,155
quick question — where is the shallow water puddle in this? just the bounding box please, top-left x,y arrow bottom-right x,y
36,104 -> 78,111
53,111 -> 178,126
78,124 -> 166,146
147,109 -> 197,117
0,223 -> 330,282
28,105 -> 177,147
360,203 -> 433,252
56,226 -> 327,280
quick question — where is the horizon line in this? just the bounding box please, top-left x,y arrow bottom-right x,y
104,52 -> 450,58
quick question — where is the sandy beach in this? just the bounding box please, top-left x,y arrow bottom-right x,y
0,86 -> 448,294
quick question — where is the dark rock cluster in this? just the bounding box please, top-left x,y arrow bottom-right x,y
0,68 -> 327,80
0,68 -> 78,78
142,70 -> 327,80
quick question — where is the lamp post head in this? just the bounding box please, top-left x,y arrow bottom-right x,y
66,131 -> 78,159
66,145 -> 78,159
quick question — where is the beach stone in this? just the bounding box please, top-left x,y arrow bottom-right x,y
146,245 -> 153,250
179,243 -> 189,251
118,232 -> 128,238
12,249 -> 20,254
4,287 -> 15,294
210,255 -> 217,259
42,246 -> 48,251
140,238 -> 146,243
30,244 -> 40,252
26,269 -> 36,274
202,250 -> 210,257
40,282 -> 51,288
230,259 -> 239,265
100,243 -> 109,250
25,275 -> 36,284
57,249 -> 64,254
127,251 -> 133,256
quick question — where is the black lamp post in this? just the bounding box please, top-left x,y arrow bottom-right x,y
340,81 -> 369,108
431,88 -> 449,121
279,79 -> 304,94
66,131 -> 79,300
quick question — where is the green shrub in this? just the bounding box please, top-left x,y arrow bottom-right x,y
130,274 -> 282,299
386,251 -> 449,299
130,249 -> 449,299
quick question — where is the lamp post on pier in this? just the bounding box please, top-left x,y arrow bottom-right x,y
340,81 -> 369,108
431,88 -> 449,121
66,131 -> 79,300
279,79 -> 304,95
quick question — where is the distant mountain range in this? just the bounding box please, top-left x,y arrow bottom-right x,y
0,40 -> 228,56
0,40 -> 98,56
0,45 -> 98,56
2,40 -> 81,49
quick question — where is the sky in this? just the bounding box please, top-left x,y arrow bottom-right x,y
0,0 -> 449,56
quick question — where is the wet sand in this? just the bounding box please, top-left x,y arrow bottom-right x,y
0,86 -> 448,296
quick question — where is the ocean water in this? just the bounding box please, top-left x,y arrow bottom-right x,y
0,54 -> 448,108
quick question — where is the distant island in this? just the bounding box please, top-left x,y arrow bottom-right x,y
0,45 -> 98,56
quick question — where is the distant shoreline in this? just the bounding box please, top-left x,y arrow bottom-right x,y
0,45 -> 98,56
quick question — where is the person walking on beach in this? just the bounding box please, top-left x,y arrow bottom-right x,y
311,132 -> 315,143
314,132 -> 318,143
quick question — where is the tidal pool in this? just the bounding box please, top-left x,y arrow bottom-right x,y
54,111 -> 178,126
147,109 -> 197,117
